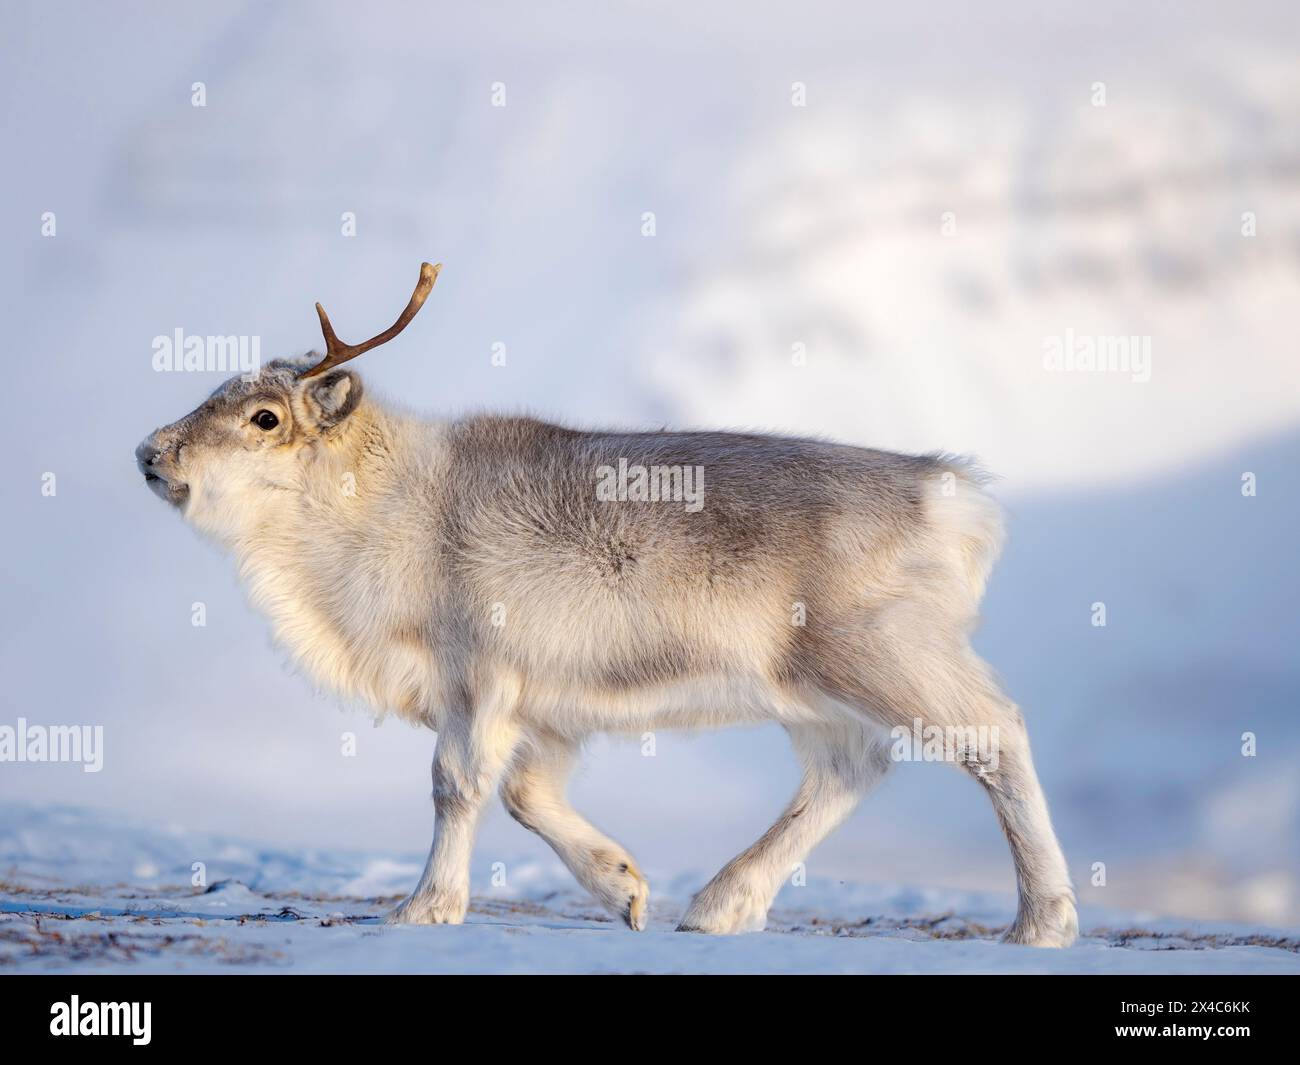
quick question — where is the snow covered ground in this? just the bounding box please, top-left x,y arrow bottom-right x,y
3,802 -> 1297,974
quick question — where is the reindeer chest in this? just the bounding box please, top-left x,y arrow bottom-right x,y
245,552 -> 442,727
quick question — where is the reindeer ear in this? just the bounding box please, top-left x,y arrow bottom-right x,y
299,369 -> 363,430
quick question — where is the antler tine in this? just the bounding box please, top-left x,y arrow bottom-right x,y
301,262 -> 441,379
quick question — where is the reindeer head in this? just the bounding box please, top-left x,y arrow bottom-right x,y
135,263 -> 438,538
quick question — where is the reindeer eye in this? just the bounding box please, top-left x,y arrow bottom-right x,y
252,409 -> 279,431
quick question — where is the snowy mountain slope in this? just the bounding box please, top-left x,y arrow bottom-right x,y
637,51 -> 1300,491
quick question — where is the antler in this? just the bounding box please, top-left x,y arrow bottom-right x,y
301,262 -> 441,379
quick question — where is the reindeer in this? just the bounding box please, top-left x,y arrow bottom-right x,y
136,264 -> 1077,946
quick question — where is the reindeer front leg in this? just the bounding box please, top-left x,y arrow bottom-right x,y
500,729 -> 650,930
389,689 -> 521,926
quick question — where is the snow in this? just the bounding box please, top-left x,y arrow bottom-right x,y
3,802 -> 1297,974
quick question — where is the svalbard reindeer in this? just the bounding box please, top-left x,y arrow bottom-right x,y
136,263 -> 1076,946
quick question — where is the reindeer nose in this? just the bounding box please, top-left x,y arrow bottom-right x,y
135,439 -> 161,476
